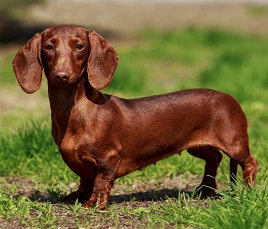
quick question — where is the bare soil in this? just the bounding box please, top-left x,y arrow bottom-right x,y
0,174 -> 206,228
0,173 -> 201,202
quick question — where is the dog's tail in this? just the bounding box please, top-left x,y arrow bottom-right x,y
230,158 -> 238,188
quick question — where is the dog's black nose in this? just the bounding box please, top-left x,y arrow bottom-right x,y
55,70 -> 70,83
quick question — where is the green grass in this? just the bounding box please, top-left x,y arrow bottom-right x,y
1,28 -> 268,228
107,28 -> 268,101
0,51 -> 17,86
155,182 -> 268,228
0,120 -> 77,185
248,5 -> 268,16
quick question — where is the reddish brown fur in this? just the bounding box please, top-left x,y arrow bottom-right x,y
12,25 -> 258,209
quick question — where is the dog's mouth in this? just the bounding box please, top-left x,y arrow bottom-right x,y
47,67 -> 87,87
50,74 -> 84,87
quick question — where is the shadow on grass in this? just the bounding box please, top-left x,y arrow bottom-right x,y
2,176 -> 224,208
109,188 -> 193,204
25,187 -> 223,206
1,176 -> 214,206
20,188 -> 193,205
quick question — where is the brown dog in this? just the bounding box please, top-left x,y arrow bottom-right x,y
12,25 -> 257,209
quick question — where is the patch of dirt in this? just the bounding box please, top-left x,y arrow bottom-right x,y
111,174 -> 201,203
0,173 -> 201,203
0,174 -> 205,228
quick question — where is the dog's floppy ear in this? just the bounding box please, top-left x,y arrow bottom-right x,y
87,31 -> 119,90
12,33 -> 43,94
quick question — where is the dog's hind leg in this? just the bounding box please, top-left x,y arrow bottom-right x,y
230,158 -> 238,188
187,146 -> 223,197
218,139 -> 257,189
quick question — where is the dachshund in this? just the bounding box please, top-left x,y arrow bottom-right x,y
13,25 -> 258,209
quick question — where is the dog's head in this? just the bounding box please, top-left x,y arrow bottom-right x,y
12,25 -> 119,93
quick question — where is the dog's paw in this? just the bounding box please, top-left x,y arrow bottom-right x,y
64,191 -> 90,203
82,192 -> 109,210
194,185 -> 216,198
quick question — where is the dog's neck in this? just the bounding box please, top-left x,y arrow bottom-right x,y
47,76 -> 106,123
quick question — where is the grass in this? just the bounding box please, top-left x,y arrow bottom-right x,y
0,180 -> 267,228
156,182 -> 268,228
0,51 -> 17,86
0,28 -> 268,228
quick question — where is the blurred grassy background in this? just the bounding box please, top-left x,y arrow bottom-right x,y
2,1 -> 268,129
1,0 -> 268,184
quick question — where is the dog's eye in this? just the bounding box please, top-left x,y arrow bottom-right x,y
75,44 -> 84,51
44,44 -> 54,51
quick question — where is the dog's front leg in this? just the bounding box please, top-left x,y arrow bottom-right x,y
83,177 -> 114,210
83,150 -> 121,210
65,179 -> 94,203
60,147 -> 97,205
